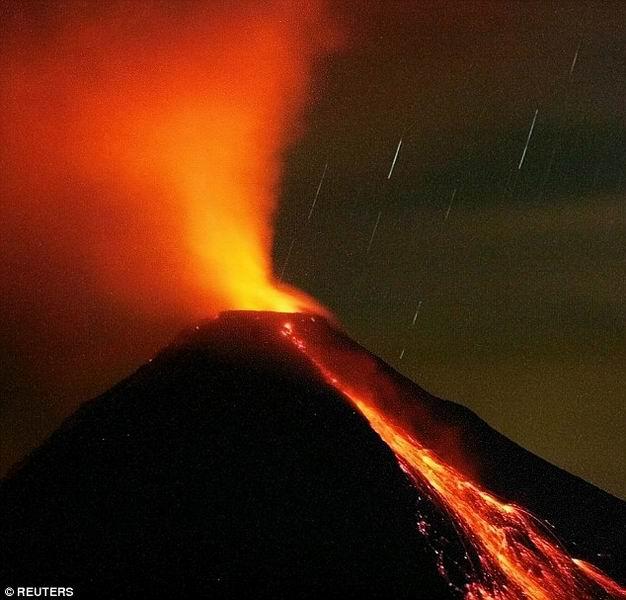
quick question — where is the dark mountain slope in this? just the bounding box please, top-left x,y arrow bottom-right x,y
280,311 -> 626,582
1,313 -> 453,599
1,311 -> 624,598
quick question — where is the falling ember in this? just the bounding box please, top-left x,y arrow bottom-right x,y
387,137 -> 403,179
518,108 -> 539,170
281,319 -> 626,600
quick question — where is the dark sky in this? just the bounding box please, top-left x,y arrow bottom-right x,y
276,1 -> 625,498
1,1 -> 625,499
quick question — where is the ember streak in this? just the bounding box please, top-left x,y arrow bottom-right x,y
281,318 -> 626,600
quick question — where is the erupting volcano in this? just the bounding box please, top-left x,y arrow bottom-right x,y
2,311 -> 625,598
1,2 -> 625,599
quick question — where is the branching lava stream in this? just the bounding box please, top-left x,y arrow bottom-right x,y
281,318 -> 626,600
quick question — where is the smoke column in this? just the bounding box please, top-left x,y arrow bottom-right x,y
1,1 -> 333,315
0,0 -> 333,471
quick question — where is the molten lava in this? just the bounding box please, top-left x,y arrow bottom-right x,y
280,318 -> 626,600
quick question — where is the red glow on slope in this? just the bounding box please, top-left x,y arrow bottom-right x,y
574,560 -> 626,599
281,319 -> 626,600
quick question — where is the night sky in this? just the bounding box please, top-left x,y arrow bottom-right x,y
276,1 -> 625,498
1,2 -> 625,498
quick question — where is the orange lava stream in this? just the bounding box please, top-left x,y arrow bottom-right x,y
574,560 -> 626,600
281,321 -> 626,600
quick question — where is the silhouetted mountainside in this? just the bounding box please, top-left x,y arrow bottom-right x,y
1,311 -> 624,598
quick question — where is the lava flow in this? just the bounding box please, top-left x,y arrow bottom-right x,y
280,317 -> 626,600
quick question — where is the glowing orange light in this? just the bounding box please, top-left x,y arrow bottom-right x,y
573,559 -> 626,599
0,2 -> 333,320
282,321 -> 626,600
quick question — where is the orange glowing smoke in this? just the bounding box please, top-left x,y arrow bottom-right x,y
281,319 -> 626,600
0,2 -> 332,319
